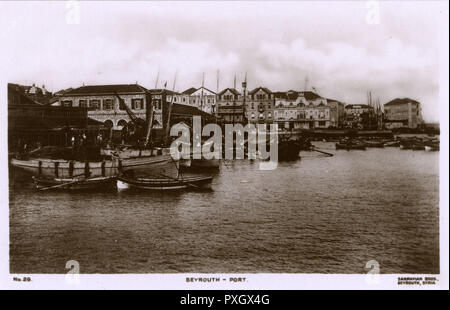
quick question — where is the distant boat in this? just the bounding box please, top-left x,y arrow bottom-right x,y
335,142 -> 366,150
425,145 -> 439,152
363,141 -> 385,148
384,141 -> 400,147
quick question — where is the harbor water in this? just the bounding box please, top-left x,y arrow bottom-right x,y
9,142 -> 440,274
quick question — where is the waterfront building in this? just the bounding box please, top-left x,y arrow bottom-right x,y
344,104 -> 376,130
273,90 -> 332,130
383,98 -> 422,129
182,86 -> 217,115
11,83 -> 54,105
246,87 -> 275,124
8,83 -> 105,151
55,84 -> 154,131
216,88 -> 245,124
326,98 -> 346,128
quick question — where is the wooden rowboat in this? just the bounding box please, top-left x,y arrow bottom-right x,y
117,175 -> 213,190
32,175 -> 117,191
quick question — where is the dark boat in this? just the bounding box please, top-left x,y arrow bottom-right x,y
32,175 -> 117,191
117,174 -> 213,190
335,142 -> 366,150
425,144 -> 439,151
363,141 -> 385,148
277,140 -> 302,161
384,141 -> 400,147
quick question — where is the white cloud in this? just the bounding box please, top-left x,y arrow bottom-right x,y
0,1 -> 443,122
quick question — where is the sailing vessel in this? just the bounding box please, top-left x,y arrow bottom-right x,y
10,154 -> 173,178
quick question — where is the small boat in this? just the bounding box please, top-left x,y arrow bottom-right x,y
278,140 -> 302,161
335,143 -> 366,150
363,141 -> 385,148
117,174 -> 213,190
384,141 -> 400,147
32,175 -> 117,191
425,145 -> 439,152
399,142 -> 425,150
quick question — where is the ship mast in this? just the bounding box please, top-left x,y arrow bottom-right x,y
200,72 -> 205,112
242,71 -> 247,125
164,72 -> 178,145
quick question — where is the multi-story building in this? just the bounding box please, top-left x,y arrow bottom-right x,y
216,88 -> 245,124
55,84 -> 154,130
273,90 -> 333,130
344,104 -> 376,129
182,87 -> 217,115
326,98 -> 346,128
246,87 -> 275,124
383,98 -> 422,129
8,83 -> 99,151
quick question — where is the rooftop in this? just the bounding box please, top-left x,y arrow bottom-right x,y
218,88 -> 241,96
64,84 -> 148,95
384,98 -> 420,106
248,87 -> 272,95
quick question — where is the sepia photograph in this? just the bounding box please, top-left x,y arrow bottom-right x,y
1,0 -> 448,291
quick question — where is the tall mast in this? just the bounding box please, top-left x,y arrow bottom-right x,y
154,69 -> 160,89
164,72 -> 177,145
242,71 -> 247,124
216,70 -> 219,93
200,72 -> 205,112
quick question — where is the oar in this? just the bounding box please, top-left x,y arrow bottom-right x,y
157,173 -> 204,190
36,172 -> 92,191
310,147 -> 334,156
37,179 -> 85,191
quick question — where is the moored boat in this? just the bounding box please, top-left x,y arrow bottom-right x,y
32,175 -> 117,191
425,144 -> 439,151
335,143 -> 366,150
117,174 -> 213,190
363,141 -> 385,148
384,141 -> 400,147
10,154 -> 174,178
277,139 -> 302,161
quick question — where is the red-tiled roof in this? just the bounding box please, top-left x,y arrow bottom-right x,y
273,91 -> 287,99
182,87 -> 198,95
147,88 -> 180,95
218,88 -> 241,96
384,98 -> 420,106
64,84 -> 148,95
299,91 -> 322,100
248,87 -> 272,95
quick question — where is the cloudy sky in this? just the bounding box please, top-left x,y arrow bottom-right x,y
0,1 -> 447,122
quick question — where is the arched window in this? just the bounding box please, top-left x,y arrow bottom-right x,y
117,119 -> 128,130
104,120 -> 113,128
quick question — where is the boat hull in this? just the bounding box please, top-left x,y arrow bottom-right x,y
10,155 -> 174,178
33,176 -> 117,190
117,175 -> 213,190
335,143 -> 366,150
